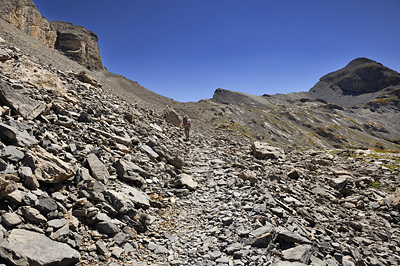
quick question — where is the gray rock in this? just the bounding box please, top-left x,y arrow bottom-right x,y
95,212 -> 120,236
140,144 -> 159,160
18,206 -> 47,224
36,197 -> 58,214
90,127 -> 131,146
174,173 -> 198,190
119,183 -> 151,209
330,176 -> 349,190
148,242 -> 170,254
111,246 -> 124,258
0,122 -> 38,147
277,228 -> 312,245
2,146 -> 24,162
272,262 -> 308,266
86,153 -> 109,184
282,244 -> 312,263
1,229 -> 80,265
1,212 -> 23,227
114,159 -> 148,188
5,189 -> 26,205
246,223 -> 276,248
163,106 -> 181,127
167,155 -> 184,169
251,141 -> 285,159
95,240 -> 107,255
47,218 -> 68,229
18,166 -> 32,179
0,80 -> 46,120
52,223 -> 70,241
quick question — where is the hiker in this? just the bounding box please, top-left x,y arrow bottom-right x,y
182,115 -> 191,140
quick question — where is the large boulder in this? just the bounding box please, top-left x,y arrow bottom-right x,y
23,147 -> 75,183
164,106 -> 181,127
0,80 -> 46,120
0,229 -> 80,265
0,122 -> 38,147
251,141 -> 285,160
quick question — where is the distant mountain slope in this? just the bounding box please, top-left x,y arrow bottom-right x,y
307,57 -> 400,107
199,58 -> 400,150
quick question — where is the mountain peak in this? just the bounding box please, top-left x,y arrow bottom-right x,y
344,57 -> 380,69
309,58 -> 400,102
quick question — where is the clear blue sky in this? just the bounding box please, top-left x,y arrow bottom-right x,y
33,0 -> 400,102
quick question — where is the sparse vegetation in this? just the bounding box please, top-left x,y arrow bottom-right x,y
370,181 -> 381,189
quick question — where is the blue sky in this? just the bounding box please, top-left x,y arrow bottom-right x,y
33,0 -> 400,102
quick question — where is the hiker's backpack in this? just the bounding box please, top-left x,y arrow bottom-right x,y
183,117 -> 190,126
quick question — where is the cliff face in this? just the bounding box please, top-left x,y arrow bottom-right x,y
0,0 -> 57,48
51,21 -> 103,71
0,0 -> 104,70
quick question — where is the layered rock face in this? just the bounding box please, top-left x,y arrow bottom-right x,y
51,21 -> 104,71
0,0 -> 104,70
0,0 -> 57,48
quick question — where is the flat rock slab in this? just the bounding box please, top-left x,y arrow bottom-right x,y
23,147 -> 75,183
119,183 -> 151,209
0,122 -> 38,147
251,141 -> 285,160
2,229 -> 80,266
87,153 -> 109,184
174,174 -> 198,190
282,244 -> 312,264
0,80 -> 46,120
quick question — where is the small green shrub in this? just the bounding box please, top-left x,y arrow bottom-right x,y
370,181 -> 381,189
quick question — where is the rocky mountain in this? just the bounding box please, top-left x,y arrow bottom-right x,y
308,57 -> 400,107
0,1 -> 399,266
199,58 -> 400,151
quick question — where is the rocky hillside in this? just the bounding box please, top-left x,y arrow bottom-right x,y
0,2 -> 400,266
1,34 -> 399,265
199,58 -> 400,151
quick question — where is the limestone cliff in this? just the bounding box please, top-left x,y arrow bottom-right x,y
0,0 -> 57,48
0,0 -> 104,70
51,21 -> 103,70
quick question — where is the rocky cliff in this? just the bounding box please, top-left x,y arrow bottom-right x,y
0,0 -> 104,70
0,0 -> 56,48
51,21 -> 104,71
